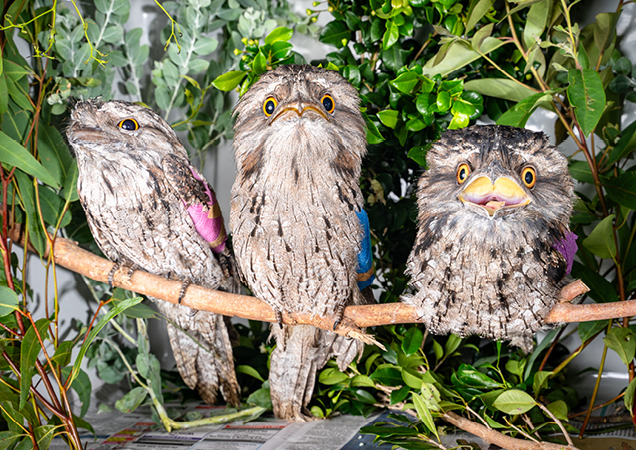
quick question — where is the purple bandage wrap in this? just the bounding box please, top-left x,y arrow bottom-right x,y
186,169 -> 227,253
553,231 -> 578,275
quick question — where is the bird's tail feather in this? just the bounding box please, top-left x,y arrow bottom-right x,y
156,301 -> 241,407
269,324 -> 363,421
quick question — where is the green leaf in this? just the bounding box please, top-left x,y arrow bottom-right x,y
625,377 -> 636,413
449,112 -> 469,129
466,0 -> 495,32
71,368 -> 92,417
351,375 -> 376,388
604,327 -> 636,367
401,368 -> 424,389
567,69 -> 606,137
569,160 -> 595,184
39,187 -> 71,228
51,340 -> 74,368
607,121 -> 636,165
383,20 -> 399,50
20,318 -> 51,409
319,367 -> 349,385
37,121 -> 74,189
212,71 -> 246,92
412,393 -> 439,440
571,262 -> 618,303
390,385 -> 411,405
370,367 -> 403,386
15,170 -> 46,256
247,384 -> 272,410
578,320 -> 609,342
193,37 -> 218,56
408,146 -> 428,167
492,389 -> 536,414
583,214 -> 616,260
265,26 -> 293,45
0,431 -> 20,450
420,383 -> 441,411
319,21 -> 352,49
533,371 -> 552,397
422,37 -> 508,78
237,365 -> 265,382
115,386 -> 148,413
605,172 -> 636,210
401,327 -> 423,356
377,110 -> 399,129
364,114 -> 384,144
436,91 -> 451,113
0,286 -> 18,317
496,92 -> 553,128
456,364 -> 502,388
390,71 -> 420,94
594,12 -> 621,57
444,334 -> 462,356
433,339 -> 443,362
463,79 -> 536,103
252,51 -> 267,75
0,131 -> 59,188
546,400 -> 568,421
69,296 -> 143,384
522,0 -> 551,50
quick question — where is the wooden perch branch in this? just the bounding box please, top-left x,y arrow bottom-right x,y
442,412 -> 579,450
11,228 -> 636,340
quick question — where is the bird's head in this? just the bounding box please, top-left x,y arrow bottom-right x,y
67,99 -> 186,161
420,125 -> 573,225
232,65 -> 366,179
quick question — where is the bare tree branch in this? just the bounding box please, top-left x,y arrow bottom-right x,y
12,228 -> 636,341
442,412 -> 579,450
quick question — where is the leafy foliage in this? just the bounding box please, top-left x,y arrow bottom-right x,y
1,0 -> 635,447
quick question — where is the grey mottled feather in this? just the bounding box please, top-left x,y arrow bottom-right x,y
404,125 -> 574,352
67,99 -> 240,406
230,65 -> 369,420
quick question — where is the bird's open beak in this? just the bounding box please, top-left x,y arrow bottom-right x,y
271,103 -> 329,124
458,176 -> 530,216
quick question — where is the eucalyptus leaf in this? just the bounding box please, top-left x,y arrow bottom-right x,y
20,318 -> 51,409
567,69 -> 606,137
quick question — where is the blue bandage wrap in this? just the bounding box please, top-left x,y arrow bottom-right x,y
356,209 -> 375,290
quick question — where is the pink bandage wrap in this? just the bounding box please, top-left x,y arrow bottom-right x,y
187,169 -> 227,253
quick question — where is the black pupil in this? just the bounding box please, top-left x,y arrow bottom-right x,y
322,96 -> 333,112
525,170 -> 534,185
459,168 -> 466,180
265,100 -> 275,115
121,119 -> 136,131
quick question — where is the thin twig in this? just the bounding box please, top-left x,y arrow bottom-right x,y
537,402 -> 574,447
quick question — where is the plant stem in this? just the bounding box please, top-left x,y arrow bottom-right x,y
579,322 -> 612,438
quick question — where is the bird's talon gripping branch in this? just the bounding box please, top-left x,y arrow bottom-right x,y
178,279 -> 192,304
333,303 -> 346,331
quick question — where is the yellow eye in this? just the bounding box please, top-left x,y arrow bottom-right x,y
321,94 -> 335,113
522,166 -> 536,188
456,163 -> 470,184
263,97 -> 277,116
118,118 -> 139,131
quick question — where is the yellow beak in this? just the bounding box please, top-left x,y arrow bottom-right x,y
458,176 -> 530,216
